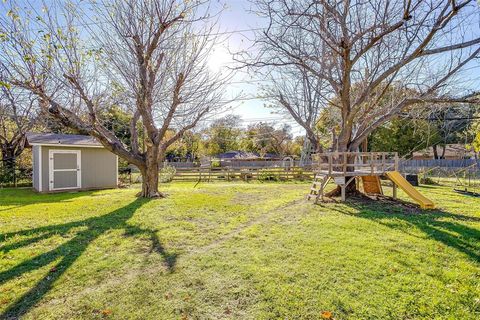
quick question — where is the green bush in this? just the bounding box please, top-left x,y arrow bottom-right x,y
291,168 -> 310,181
258,168 -> 283,181
211,159 -> 221,167
418,171 -> 438,185
159,165 -> 177,183
420,176 -> 437,185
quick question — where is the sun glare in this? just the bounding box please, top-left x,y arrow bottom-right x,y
208,45 -> 233,72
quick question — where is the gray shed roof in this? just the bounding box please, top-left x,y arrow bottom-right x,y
26,133 -> 103,147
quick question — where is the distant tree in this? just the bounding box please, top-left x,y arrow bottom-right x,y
471,130 -> 480,155
262,69 -> 325,152
165,130 -> 202,162
289,136 -> 305,157
202,115 -> 242,155
468,111 -> 480,155
182,131 -> 202,161
369,117 -> 439,157
0,86 -> 39,174
427,106 -> 474,158
241,122 -> 293,156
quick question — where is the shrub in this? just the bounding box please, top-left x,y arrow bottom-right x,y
210,159 -> 221,167
420,176 -> 437,185
291,168 -> 310,181
258,168 -> 283,181
159,165 -> 177,183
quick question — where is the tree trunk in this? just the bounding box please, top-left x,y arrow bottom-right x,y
433,144 -> 438,159
307,133 -> 321,153
440,145 -> 446,159
1,146 -> 16,182
138,147 -> 163,198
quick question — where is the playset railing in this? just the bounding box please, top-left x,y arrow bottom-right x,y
311,152 -> 399,176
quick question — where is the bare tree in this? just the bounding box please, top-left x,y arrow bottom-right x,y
0,0 -> 230,197
242,0 -> 480,156
265,68 -> 327,152
0,85 -> 38,174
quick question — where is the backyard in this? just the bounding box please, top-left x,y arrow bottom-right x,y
1,182 -> 479,319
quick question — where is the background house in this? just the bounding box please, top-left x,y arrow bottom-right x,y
412,144 -> 477,160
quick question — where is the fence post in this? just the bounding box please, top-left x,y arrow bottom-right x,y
370,153 -> 374,174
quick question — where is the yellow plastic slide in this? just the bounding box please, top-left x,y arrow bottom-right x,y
386,171 -> 435,209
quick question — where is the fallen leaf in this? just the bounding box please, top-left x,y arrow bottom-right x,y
101,309 -> 112,316
321,311 -> 333,319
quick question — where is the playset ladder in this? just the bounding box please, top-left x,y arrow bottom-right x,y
307,173 -> 330,204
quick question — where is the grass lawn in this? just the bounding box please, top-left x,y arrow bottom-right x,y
0,182 -> 479,319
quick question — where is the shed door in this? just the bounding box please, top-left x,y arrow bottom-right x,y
49,150 -> 81,191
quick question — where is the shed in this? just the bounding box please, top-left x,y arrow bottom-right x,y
26,133 -> 118,192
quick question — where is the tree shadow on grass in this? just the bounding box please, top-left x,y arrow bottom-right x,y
329,197 -> 480,263
0,198 -> 176,319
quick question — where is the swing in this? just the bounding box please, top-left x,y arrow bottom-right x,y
453,163 -> 480,197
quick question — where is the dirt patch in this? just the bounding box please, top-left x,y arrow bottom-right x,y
345,194 -> 426,214
191,199 -> 303,254
229,190 -> 273,205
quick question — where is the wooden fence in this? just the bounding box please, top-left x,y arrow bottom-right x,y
168,159 -> 479,170
167,160 -> 313,168
165,158 -> 479,182
171,166 -> 314,182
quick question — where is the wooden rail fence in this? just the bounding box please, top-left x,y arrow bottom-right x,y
171,166 -> 314,182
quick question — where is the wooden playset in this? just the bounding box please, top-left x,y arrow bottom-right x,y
307,152 -> 435,209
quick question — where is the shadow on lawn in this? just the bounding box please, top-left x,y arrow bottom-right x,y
0,198 -> 177,319
333,197 -> 480,263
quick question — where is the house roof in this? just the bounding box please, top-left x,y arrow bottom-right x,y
216,150 -> 282,160
26,133 -> 103,147
217,151 -> 260,159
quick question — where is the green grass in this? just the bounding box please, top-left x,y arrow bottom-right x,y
0,182 -> 479,319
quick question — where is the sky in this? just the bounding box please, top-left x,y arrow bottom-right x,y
2,0 -> 479,138
0,0 -> 305,136
203,0 -> 480,136
203,0 -> 306,136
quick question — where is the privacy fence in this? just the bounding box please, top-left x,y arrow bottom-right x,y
399,159 -> 480,172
